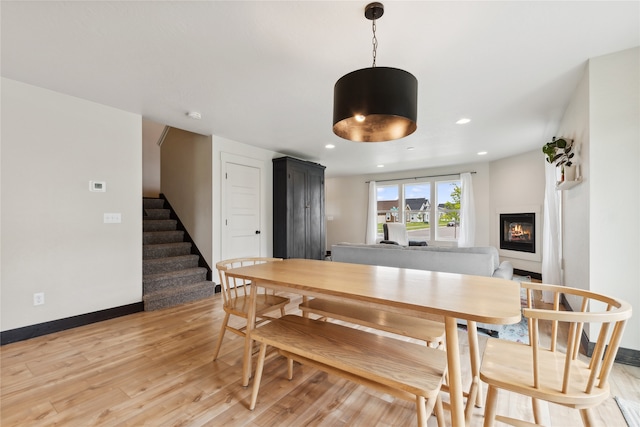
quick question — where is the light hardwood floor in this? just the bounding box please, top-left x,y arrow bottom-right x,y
2,292 -> 638,426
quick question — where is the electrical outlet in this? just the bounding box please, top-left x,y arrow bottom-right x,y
33,292 -> 45,306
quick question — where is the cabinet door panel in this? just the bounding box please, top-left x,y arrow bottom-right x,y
289,166 -> 308,259
306,168 -> 324,259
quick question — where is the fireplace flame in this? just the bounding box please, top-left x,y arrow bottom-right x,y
509,222 -> 531,241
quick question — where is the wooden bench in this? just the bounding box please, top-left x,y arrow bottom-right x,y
299,297 -> 483,413
249,315 -> 448,427
299,298 -> 446,347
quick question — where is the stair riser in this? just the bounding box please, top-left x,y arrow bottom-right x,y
143,283 -> 215,311
143,198 -> 165,209
143,245 -> 192,260
143,231 -> 185,245
144,272 -> 207,294
143,220 -> 177,232
143,256 -> 199,275
144,209 -> 171,219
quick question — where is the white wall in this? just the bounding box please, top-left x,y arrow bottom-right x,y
212,136 -> 283,267
588,47 -> 639,351
142,119 -> 164,198
326,162 -> 491,249
555,64 -> 590,301
489,149 -> 546,273
161,128 -> 213,268
1,78 -> 142,331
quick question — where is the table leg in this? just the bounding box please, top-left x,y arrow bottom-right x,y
445,317 -> 465,427
242,281 -> 258,387
301,296 -> 309,318
467,320 -> 483,408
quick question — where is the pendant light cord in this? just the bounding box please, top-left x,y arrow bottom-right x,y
371,19 -> 378,67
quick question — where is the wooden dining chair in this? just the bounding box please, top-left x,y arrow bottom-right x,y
480,281 -> 632,427
212,257 -> 289,361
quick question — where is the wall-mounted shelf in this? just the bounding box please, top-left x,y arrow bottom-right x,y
556,177 -> 582,190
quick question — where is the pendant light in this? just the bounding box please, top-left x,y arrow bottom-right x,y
333,2 -> 418,142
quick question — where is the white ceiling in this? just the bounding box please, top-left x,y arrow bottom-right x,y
2,1 -> 638,177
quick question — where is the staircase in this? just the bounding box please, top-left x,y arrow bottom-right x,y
143,197 -> 214,311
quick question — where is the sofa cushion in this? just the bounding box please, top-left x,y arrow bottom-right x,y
332,244 -> 496,277
406,246 -> 500,270
336,242 -> 404,250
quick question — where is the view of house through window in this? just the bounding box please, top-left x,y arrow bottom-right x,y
376,178 -> 461,243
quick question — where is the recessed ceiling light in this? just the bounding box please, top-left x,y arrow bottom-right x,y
377,164 -> 384,168
325,144 -> 335,149
477,151 -> 488,156
406,146 -> 415,151
456,118 -> 471,125
187,111 -> 202,120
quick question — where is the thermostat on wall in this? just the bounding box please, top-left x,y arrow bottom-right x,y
90,181 -> 106,192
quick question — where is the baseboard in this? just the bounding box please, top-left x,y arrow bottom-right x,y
582,331 -> 640,367
0,302 -> 144,346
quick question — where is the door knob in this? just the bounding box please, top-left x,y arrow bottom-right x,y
255,230 -> 261,234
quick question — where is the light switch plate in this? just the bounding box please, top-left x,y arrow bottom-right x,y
104,213 -> 121,223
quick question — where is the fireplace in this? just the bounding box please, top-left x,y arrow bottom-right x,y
500,213 -> 535,253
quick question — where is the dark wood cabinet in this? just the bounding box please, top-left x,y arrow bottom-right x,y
273,157 -> 325,260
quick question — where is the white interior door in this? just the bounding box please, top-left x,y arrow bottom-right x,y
221,153 -> 263,260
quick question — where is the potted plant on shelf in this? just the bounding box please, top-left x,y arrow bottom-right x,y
542,137 -> 575,181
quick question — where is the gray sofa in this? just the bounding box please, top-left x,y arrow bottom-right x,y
331,243 -> 513,280
330,243 -> 515,335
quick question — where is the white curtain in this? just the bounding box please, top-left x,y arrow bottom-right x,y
542,161 -> 562,301
458,172 -> 476,247
365,181 -> 378,244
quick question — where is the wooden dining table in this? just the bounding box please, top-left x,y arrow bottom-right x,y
225,258 -> 521,427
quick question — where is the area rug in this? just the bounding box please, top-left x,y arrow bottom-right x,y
458,317 -> 528,343
615,396 -> 640,427
497,316 -> 529,344
496,275 -> 530,343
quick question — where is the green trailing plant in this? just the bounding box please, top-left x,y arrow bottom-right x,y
542,137 -> 574,168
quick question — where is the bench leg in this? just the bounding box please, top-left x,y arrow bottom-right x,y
287,358 -> 294,380
249,342 -> 268,410
416,396 -> 427,427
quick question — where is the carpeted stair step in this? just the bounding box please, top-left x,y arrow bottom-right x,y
143,281 -> 215,311
143,267 -> 207,294
143,254 -> 200,275
143,198 -> 165,209
143,242 -> 192,260
144,208 -> 171,219
143,219 -> 177,232
143,230 -> 185,245
141,196 -> 215,312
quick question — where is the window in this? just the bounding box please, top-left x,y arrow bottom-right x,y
436,180 -> 461,241
376,177 -> 460,243
376,184 -> 399,240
